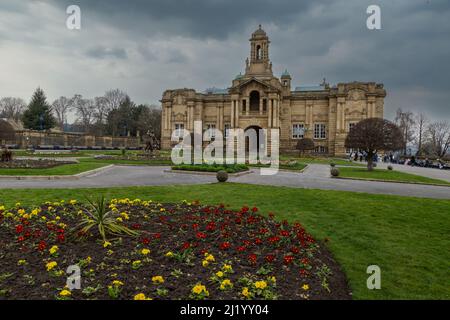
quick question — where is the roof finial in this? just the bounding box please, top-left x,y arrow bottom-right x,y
259,24 -> 262,29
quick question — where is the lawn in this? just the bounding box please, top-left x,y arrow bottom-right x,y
280,155 -> 364,167
338,167 -> 450,186
0,183 -> 448,300
0,160 -> 108,176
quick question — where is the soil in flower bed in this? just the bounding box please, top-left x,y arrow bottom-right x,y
0,200 -> 351,300
172,163 -> 249,173
0,159 -> 77,169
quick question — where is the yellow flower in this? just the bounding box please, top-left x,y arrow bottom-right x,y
46,261 -> 58,271
216,271 -> 224,278
59,289 -> 71,297
269,276 -> 276,283
17,259 -> 27,266
120,212 -> 129,220
152,276 -> 164,284
132,260 -> 142,269
301,284 -> 309,291
220,279 -> 233,290
116,217 -> 123,222
192,284 -> 209,296
160,208 -> 165,212
165,251 -> 174,257
222,264 -> 233,272
204,253 -> 215,262
103,241 -> 112,248
141,248 -> 151,255
133,293 -> 152,300
86,256 -> 92,263
18,209 -> 25,215
112,280 -> 124,286
254,281 -> 267,290
242,287 -> 250,298
49,245 -> 59,255
202,260 -> 209,267
69,200 -> 77,205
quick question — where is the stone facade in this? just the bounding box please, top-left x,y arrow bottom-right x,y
160,26 -> 386,156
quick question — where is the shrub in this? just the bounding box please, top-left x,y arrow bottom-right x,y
330,162 -> 336,167
387,165 -> 393,171
72,195 -> 139,241
216,170 -> 228,182
330,168 -> 340,177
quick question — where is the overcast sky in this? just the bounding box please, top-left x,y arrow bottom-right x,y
1,0 -> 449,122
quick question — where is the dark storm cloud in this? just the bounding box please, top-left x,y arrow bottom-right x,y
1,0 -> 450,121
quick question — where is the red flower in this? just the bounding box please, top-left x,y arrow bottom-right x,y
265,254 -> 275,263
299,269 -> 309,277
57,234 -> 65,243
259,228 -> 269,234
243,240 -> 251,247
248,254 -> 257,264
290,246 -> 300,254
235,217 -> 242,224
37,240 -> 47,251
280,230 -> 290,237
182,242 -> 191,250
219,242 -> 231,250
15,225 -> 24,234
268,212 -> 275,219
251,207 -> 258,212
142,237 -> 150,245
17,236 -> 25,242
301,257 -> 309,265
206,222 -> 216,231
254,238 -> 262,245
284,255 -> 295,265
236,246 -> 246,252
268,236 -> 281,244
153,233 -> 161,239
241,206 -> 249,213
196,232 -> 207,239
131,223 -> 142,230
192,223 -> 199,230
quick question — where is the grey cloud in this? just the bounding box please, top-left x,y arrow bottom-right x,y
85,46 -> 128,59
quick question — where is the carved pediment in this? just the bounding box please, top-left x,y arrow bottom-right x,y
230,77 -> 280,94
347,89 -> 366,101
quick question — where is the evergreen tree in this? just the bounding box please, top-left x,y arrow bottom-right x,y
22,88 -> 56,130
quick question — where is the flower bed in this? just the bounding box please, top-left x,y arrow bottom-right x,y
171,163 -> 249,173
0,199 -> 350,300
0,159 -> 77,169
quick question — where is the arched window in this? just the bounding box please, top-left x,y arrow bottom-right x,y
256,45 -> 262,60
249,91 -> 260,112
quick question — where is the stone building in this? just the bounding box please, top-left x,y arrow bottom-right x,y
160,25 -> 386,156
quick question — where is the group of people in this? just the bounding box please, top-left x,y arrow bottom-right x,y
349,151 -> 380,163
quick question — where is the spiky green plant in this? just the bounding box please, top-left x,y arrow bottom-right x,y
73,195 -> 139,241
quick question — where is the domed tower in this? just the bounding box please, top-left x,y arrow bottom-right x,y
245,25 -> 273,77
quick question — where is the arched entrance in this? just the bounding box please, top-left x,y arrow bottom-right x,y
244,125 -> 264,160
249,91 -> 260,112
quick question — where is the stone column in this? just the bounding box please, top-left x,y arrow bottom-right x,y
259,97 -> 263,115
268,99 -> 273,128
246,98 -> 249,116
231,100 -> 235,128
235,101 -> 239,126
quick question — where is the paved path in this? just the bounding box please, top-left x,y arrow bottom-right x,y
1,165 -> 449,200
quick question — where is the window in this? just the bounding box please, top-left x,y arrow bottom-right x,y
224,124 -> 231,138
205,123 -> 216,139
292,124 -> 305,139
174,123 -> 184,138
242,100 -> 246,113
314,124 -> 326,139
349,122 -> 357,132
315,146 -> 327,154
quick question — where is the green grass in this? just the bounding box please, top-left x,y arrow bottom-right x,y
0,161 -> 108,176
0,183 -> 448,300
280,155 -> 365,167
339,167 -> 450,186
250,161 -> 307,171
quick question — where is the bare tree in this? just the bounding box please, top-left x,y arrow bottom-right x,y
52,96 -> 71,130
0,97 -> 26,121
104,89 -> 128,112
414,113 -> 428,156
395,108 -> 415,155
345,118 -> 404,171
70,94 -> 96,133
426,121 -> 450,158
